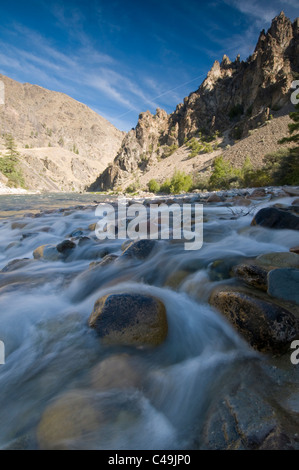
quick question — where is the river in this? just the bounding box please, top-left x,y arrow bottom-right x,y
0,191 -> 298,449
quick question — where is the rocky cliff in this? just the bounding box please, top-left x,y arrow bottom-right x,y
90,12 -> 299,192
0,74 -> 124,191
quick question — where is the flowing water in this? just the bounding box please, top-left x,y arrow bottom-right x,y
0,192 -> 298,450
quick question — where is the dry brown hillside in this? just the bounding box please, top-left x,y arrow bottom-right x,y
0,73 -> 124,191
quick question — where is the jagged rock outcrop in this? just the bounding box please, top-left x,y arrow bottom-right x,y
90,12 -> 299,191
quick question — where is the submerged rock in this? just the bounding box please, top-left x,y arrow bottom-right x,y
267,268 -> 299,305
90,354 -> 142,391
164,270 -> 190,289
251,207 -> 299,230
256,252 -> 299,268
1,258 -> 34,273
209,288 -> 298,353
37,391 -> 102,450
89,293 -> 168,347
89,254 -> 118,269
33,244 -> 62,261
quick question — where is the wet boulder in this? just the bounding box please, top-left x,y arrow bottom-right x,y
251,207 -> 299,230
206,194 -> 225,203
56,240 -> 76,254
121,239 -> 157,260
233,264 -> 268,291
209,288 -> 298,353
89,293 -> 168,347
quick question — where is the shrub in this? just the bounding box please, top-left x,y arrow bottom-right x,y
0,156 -> 26,188
160,178 -> 172,194
187,138 -> 203,158
159,171 -> 193,194
169,170 -> 193,194
208,156 -> 235,189
147,179 -> 161,193
162,144 -> 178,158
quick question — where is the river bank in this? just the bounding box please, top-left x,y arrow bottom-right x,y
0,186 -> 298,450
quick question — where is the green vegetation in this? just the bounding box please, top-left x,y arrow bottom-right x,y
208,155 -> 240,189
0,156 -> 25,188
0,135 -> 25,188
147,179 -> 161,193
186,130 -> 220,158
187,138 -> 203,158
126,177 -> 140,193
5,134 -> 19,158
72,144 -> 79,154
279,99 -> 299,145
147,170 -> 193,195
58,137 -> 64,147
162,144 -> 178,158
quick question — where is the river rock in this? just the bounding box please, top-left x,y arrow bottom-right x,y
77,236 -> 92,246
267,269 -> 299,305
207,194 -> 224,203
89,254 -> 118,269
88,223 -> 97,231
248,188 -> 267,199
1,258 -> 34,273
121,239 -> 157,260
37,391 -> 102,450
11,221 -> 27,230
164,270 -> 190,289
121,239 -> 132,252
209,289 -> 298,353
56,240 -> 76,253
227,197 -> 252,206
256,252 -> 299,268
89,293 -> 168,347
69,229 -> 84,238
251,207 -> 299,230
284,187 -> 299,197
201,376 -> 297,450
33,245 -> 62,261
233,264 -> 268,291
90,354 -> 142,390
208,256 -> 247,281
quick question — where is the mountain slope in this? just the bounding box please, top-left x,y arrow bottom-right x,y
90,12 -> 299,192
0,74 -> 125,191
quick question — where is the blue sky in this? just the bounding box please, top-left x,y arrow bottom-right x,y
0,0 -> 298,131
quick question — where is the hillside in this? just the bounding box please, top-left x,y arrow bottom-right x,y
90,12 -> 299,192
0,74 -> 124,191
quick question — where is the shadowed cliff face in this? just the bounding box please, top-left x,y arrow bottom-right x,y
90,12 -> 299,192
